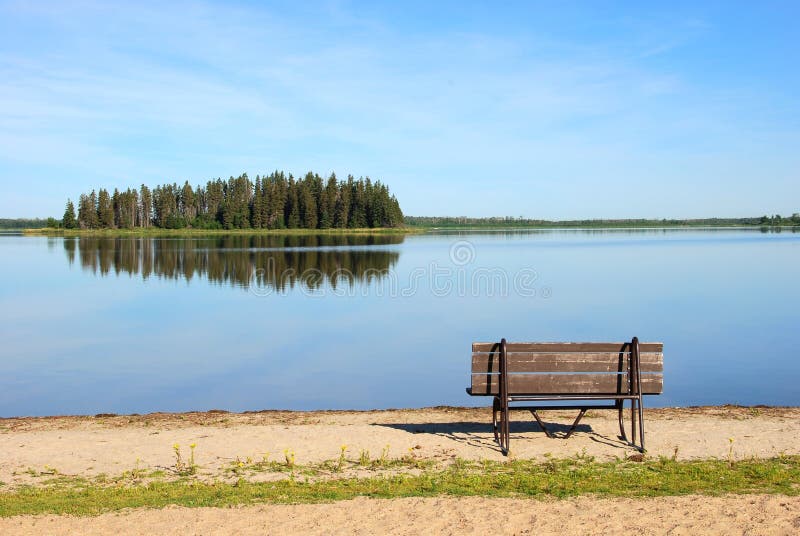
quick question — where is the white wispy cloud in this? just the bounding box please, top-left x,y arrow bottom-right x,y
0,1 -> 797,217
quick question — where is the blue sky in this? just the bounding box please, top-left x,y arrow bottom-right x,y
0,0 -> 798,219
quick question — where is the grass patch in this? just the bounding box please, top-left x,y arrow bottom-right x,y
223,449 -> 435,478
1,456 -> 798,517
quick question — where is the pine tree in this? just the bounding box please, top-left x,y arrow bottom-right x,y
286,178 -> 300,228
139,185 -> 152,227
97,189 -> 114,228
259,176 -> 269,228
121,188 -> 137,228
229,174 -> 252,229
193,185 -> 203,223
319,173 -> 337,229
334,177 -> 350,228
251,176 -> 264,228
77,193 -> 91,228
309,172 -> 324,227
264,172 -> 286,229
112,188 -> 121,227
348,176 -> 367,228
318,187 -> 330,229
221,189 -> 234,229
299,181 -> 318,229
364,178 -> 376,227
63,199 -> 77,229
83,193 -> 95,228
181,181 -> 196,222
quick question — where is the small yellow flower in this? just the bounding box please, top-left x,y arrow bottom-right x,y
173,443 -> 180,450
190,443 -> 196,449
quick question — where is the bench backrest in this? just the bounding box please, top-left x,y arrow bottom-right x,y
471,341 -> 663,396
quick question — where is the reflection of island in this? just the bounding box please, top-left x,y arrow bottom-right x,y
64,235 -> 403,290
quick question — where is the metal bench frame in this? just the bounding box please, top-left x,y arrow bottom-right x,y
474,337 -> 651,455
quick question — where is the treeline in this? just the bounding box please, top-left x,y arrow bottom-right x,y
0,218 -> 51,229
405,215 -> 800,228
759,214 -> 800,226
62,172 -> 403,230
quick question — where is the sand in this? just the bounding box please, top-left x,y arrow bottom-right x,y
1,406 -> 798,485
1,495 -> 799,535
1,406 -> 799,533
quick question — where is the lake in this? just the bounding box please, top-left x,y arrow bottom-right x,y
0,228 -> 798,417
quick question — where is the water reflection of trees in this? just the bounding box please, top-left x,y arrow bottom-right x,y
67,235 -> 403,291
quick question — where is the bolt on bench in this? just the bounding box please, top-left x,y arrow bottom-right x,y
466,337 -> 663,455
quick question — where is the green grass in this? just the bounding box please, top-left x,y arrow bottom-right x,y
23,227 -> 421,237
223,451 -> 435,478
2,456 -> 798,517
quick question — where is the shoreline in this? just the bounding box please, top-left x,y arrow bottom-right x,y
2,403 -> 798,423
20,226 -> 419,237
16,224 -> 800,236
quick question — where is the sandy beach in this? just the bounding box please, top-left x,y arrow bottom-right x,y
2,495 -> 798,535
2,406 -> 798,485
1,405 -> 799,533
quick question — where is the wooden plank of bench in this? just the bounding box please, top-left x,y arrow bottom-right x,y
470,373 -> 663,395
471,352 -> 663,373
472,342 -> 664,353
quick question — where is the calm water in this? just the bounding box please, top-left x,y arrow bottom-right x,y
1,229 -> 798,416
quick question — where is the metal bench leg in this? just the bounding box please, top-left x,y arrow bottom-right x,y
503,411 -> 510,455
627,399 -> 646,451
492,397 -> 500,442
529,409 -> 554,438
631,336 -> 646,453
497,403 -> 510,455
617,400 -> 628,442
638,394 -> 646,452
493,398 -> 510,455
564,409 -> 587,439
498,339 -> 510,456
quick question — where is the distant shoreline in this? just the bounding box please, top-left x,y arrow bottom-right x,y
17,223 -> 799,236
419,224 -> 798,232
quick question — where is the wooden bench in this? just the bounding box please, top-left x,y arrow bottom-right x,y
466,337 -> 663,454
